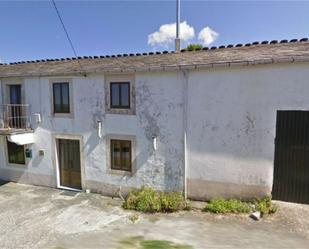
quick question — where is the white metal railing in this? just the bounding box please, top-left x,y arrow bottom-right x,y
0,104 -> 30,130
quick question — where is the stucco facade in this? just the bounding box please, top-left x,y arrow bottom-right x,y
1,45 -> 309,200
187,63 -> 309,200
0,72 -> 185,197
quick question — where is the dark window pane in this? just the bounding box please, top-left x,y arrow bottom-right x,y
111,140 -> 121,170
110,82 -> 130,109
10,85 -> 21,104
61,84 -> 70,113
121,141 -> 131,171
7,139 -> 25,165
62,104 -> 70,113
111,140 -> 131,171
121,84 -> 130,107
111,84 -> 120,107
53,84 -> 62,113
53,82 -> 70,113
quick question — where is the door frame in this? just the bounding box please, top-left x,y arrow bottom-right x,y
53,134 -> 85,191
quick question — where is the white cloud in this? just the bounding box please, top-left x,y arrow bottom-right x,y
148,21 -> 195,47
198,26 -> 219,46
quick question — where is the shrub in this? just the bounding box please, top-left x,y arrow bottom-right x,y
255,196 -> 278,215
204,198 -> 251,214
186,44 -> 203,51
123,187 -> 161,213
160,191 -> 186,212
123,187 -> 187,213
204,196 -> 278,216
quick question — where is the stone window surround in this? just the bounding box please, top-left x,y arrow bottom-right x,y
49,78 -> 74,118
105,74 -> 135,115
105,134 -> 137,177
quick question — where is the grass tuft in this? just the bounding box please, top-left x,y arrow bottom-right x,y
203,196 -> 278,216
254,196 -> 278,215
204,198 -> 251,214
123,187 -> 189,213
140,240 -> 192,249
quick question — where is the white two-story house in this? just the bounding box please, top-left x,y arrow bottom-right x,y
1,39 -> 309,203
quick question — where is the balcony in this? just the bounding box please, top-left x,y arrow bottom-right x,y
0,104 -> 32,135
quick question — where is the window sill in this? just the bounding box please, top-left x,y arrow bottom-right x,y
106,169 -> 133,177
52,113 -> 74,118
8,162 -> 27,169
107,108 -> 135,115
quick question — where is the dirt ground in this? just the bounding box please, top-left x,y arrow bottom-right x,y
0,182 -> 308,249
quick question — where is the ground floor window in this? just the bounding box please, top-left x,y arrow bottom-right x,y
111,139 -> 131,172
7,139 -> 25,165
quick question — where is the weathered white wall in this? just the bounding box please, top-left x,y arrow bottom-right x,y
187,63 -> 309,200
0,72 -> 184,194
1,62 -> 309,200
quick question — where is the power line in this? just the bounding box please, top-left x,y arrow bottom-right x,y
51,0 -> 84,73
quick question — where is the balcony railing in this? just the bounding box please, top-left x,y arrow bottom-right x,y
0,104 -> 31,130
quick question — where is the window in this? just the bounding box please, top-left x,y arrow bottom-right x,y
105,75 -> 135,115
7,139 -> 25,165
111,139 -> 131,171
110,82 -> 130,109
53,82 -> 70,113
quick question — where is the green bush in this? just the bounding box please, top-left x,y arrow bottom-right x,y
186,44 -> 203,51
123,187 -> 161,213
204,196 -> 278,216
204,198 -> 251,214
255,196 -> 278,215
160,191 -> 186,212
123,187 -> 187,213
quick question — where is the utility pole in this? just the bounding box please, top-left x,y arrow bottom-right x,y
175,0 -> 181,51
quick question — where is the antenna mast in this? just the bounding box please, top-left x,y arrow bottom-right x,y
175,0 -> 180,51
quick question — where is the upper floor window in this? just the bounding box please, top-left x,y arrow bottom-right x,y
110,82 -> 130,109
105,75 -> 135,115
53,82 -> 70,114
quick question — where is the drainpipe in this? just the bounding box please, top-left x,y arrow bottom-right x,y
182,69 -> 189,199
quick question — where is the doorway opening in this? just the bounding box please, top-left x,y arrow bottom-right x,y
56,138 -> 82,190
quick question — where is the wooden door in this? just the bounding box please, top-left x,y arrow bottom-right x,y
57,139 -> 82,189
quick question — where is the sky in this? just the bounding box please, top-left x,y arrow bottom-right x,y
0,0 -> 309,63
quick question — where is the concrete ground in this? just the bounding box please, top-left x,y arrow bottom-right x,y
0,182 -> 308,249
